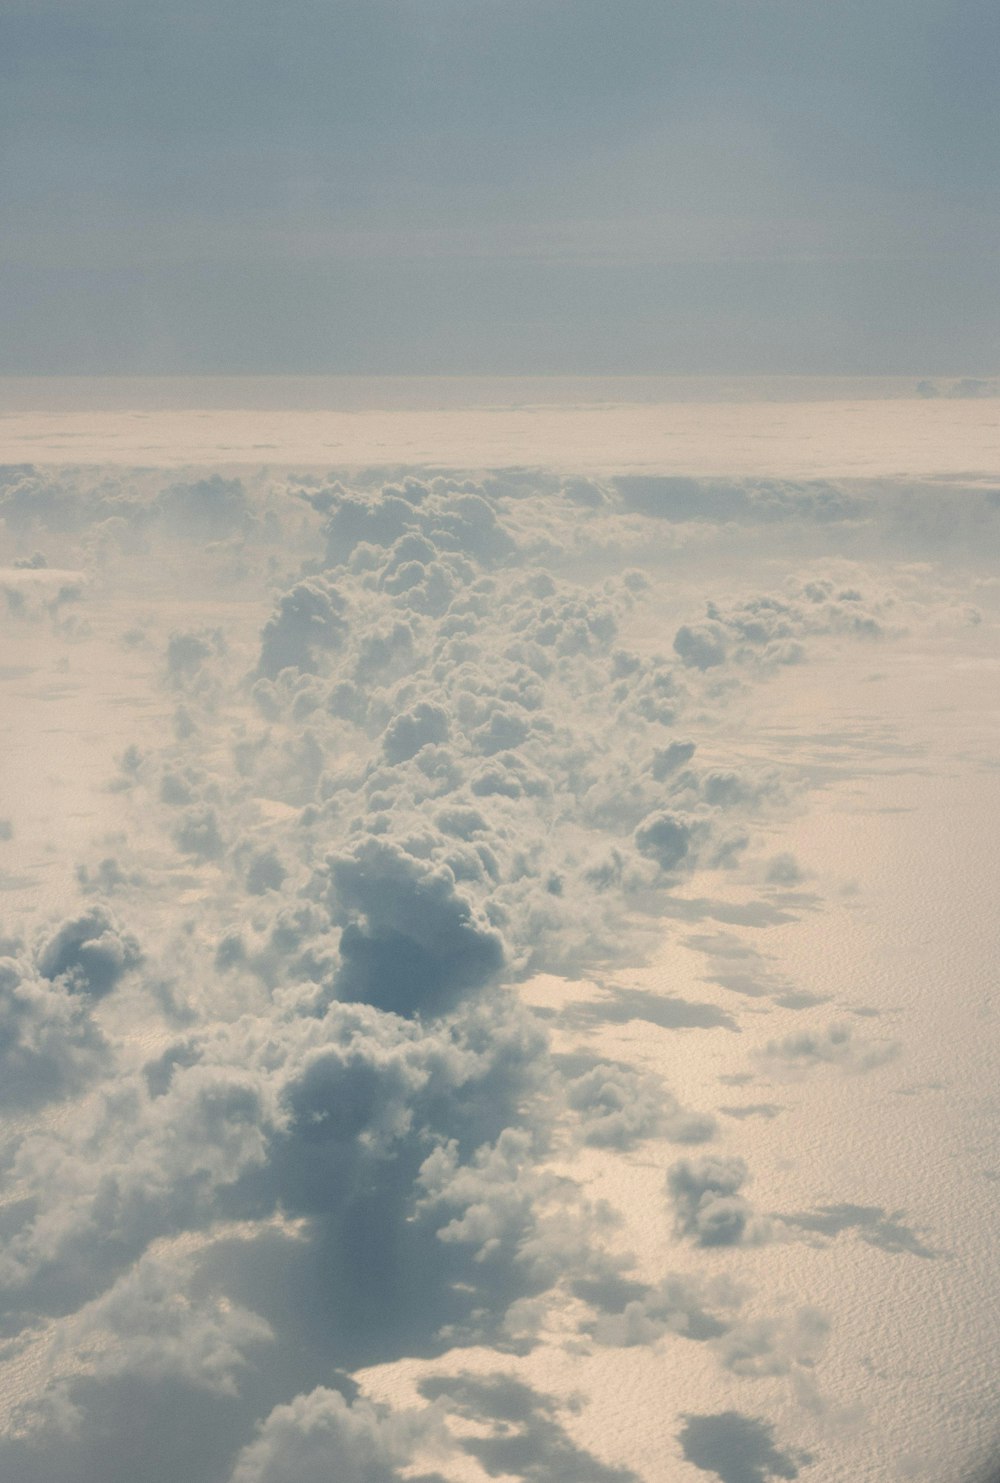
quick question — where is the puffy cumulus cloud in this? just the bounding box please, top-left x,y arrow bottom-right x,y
633,790 -> 766,878
650,739 -> 697,779
35,907 -> 141,998
669,575 -> 905,678
382,700 -> 450,764
326,836 -> 506,1017
667,1156 -> 766,1248
0,564 -> 89,629
562,476 -> 610,509
257,578 -> 348,679
714,1307 -> 829,1378
52,1252 -> 272,1400
674,621 -> 729,671
75,855 -> 145,896
228,1386 -> 442,1483
589,1273 -> 742,1348
634,811 -> 691,871
0,467 -> 81,537
265,1009 -> 518,1218
242,846 -> 287,896
0,994 -> 553,1373
218,471 -> 848,1020
778,1203 -> 941,1260
416,1127 -> 621,1298
755,1022 -> 900,1076
322,478 -> 516,573
0,1054 -> 287,1318
226,480 -> 779,993
566,1062 -> 714,1150
172,804 -> 226,860
0,953 -> 110,1108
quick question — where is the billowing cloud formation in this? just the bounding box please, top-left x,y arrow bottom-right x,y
327,836 -> 505,1017
35,907 -> 141,998
0,952 -> 109,1107
229,1387 -> 440,1483
634,812 -> 692,871
672,583 -> 889,673
0,461 -> 987,1483
258,579 -> 348,679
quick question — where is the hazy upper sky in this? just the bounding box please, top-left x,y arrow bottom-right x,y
3,0 -> 999,374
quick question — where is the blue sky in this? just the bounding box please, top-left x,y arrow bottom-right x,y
3,0 -> 998,373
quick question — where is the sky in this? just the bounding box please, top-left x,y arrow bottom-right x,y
2,0 -> 1000,373
1,5 -> 1000,1479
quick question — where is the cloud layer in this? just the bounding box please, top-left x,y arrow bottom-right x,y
0,460 -> 993,1482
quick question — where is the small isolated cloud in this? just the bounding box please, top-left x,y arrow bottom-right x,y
678,1411 -> 813,1483
718,1103 -> 784,1121
674,622 -> 729,670
566,1062 -> 715,1149
764,853 -> 805,886
756,1022 -> 900,1075
564,984 -> 737,1034
714,1306 -> 829,1378
779,1204 -> 941,1259
667,1155 -> 762,1247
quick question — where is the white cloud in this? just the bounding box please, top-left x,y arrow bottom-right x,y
0,458 -> 988,1482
